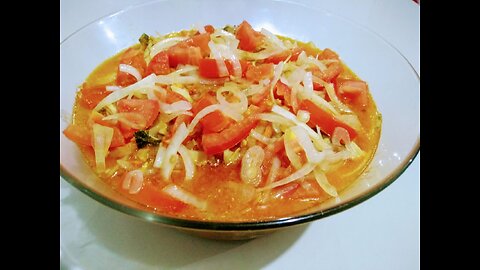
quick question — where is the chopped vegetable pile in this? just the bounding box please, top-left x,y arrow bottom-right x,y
63,21 -> 381,221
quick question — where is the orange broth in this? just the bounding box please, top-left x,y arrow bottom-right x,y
66,23 -> 381,222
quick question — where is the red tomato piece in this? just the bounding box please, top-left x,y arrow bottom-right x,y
116,47 -> 147,87
146,51 -> 170,75
78,84 -> 110,109
235,20 -> 265,52
299,99 -> 357,139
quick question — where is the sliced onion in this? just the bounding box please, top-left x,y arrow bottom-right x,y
106,86 -> 122,92
208,41 -> 229,77
258,112 -> 294,126
303,71 -> 314,98
259,162 -> 316,191
158,100 -> 192,114
336,114 -> 362,131
122,170 -> 144,194
244,84 -> 265,96
322,81 -> 353,114
296,109 -> 310,123
187,104 -> 242,133
345,141 -> 365,159
249,129 -> 278,145
241,145 -> 265,187
309,93 -> 340,116
150,37 -> 187,58
265,157 -> 281,185
178,145 -> 195,181
260,28 -> 286,50
92,124 -> 114,172
119,64 -> 142,82
289,126 -> 325,164
216,84 -> 248,114
162,184 -> 207,211
94,74 -> 157,111
170,85 -> 193,102
313,167 -> 338,197
153,145 -> 166,168
158,111 -> 193,124
102,112 -> 147,130
161,123 -> 189,180
332,127 -> 351,146
284,129 -> 303,169
269,61 -> 285,102
271,105 -> 324,144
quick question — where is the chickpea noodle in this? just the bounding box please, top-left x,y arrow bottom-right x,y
63,21 -> 381,221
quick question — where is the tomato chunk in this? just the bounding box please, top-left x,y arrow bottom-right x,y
146,51 -> 170,75
198,59 -> 250,78
299,99 -> 357,139
63,124 -> 125,148
201,107 -> 261,155
245,63 -> 274,83
235,20 -> 265,52
192,93 -> 232,133
264,47 -> 304,64
116,47 -> 147,87
117,99 -> 160,129
318,48 -> 340,60
78,84 -> 110,109
335,78 -> 369,107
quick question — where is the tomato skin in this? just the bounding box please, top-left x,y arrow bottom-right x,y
204,25 -> 215,34
192,93 -> 231,133
335,78 -> 369,107
167,46 -> 202,67
263,47 -> 304,64
245,63 -> 274,83
274,81 -> 293,107
299,99 -> 357,139
318,48 -> 340,60
117,99 -> 160,128
116,48 -> 147,87
198,59 -> 250,78
235,20 -> 264,52
146,51 -> 170,75
78,84 -> 110,109
201,106 -> 262,155
63,124 -> 125,148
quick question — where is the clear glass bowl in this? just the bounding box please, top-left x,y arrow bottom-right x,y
60,0 -> 419,240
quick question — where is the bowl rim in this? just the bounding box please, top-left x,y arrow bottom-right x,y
60,0 -> 420,231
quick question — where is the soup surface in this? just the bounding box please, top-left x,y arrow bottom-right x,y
63,21 -> 381,222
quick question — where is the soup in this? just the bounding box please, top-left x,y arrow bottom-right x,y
63,21 -> 381,222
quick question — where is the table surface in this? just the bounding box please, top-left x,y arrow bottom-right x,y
60,1 -> 420,269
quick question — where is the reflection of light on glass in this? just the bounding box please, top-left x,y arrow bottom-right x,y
378,159 -> 384,167
393,152 -> 401,161
253,21 -> 285,36
97,20 -> 116,43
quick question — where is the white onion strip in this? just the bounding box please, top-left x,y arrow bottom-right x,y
161,123 -> 189,180
153,145 -> 166,168
119,64 -> 142,82
249,129 -> 279,145
150,37 -> 187,58
332,127 -> 351,146
265,157 -> 281,185
289,126 -> 325,164
208,41 -> 229,77
216,85 -> 248,114
122,170 -> 144,194
258,163 -> 317,191
92,124 -> 113,172
178,145 -> 195,181
162,184 -> 207,211
313,167 -> 338,197
106,86 -> 122,92
323,82 -> 353,114
158,100 -> 192,114
187,104 -> 241,133
94,74 -> 157,111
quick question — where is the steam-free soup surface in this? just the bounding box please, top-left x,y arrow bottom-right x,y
64,21 -> 381,221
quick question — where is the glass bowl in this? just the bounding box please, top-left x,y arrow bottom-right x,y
60,0 -> 419,240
